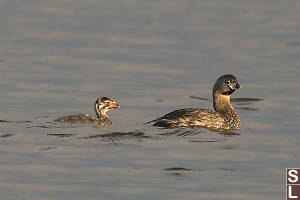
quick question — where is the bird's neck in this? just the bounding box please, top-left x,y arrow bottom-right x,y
95,106 -> 109,119
213,93 -> 238,116
213,92 -> 240,129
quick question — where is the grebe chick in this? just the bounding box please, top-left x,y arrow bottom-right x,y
149,74 -> 242,130
55,96 -> 119,125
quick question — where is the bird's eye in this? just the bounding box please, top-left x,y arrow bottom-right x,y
226,80 -> 231,85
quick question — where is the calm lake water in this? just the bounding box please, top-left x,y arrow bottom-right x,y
0,0 -> 300,199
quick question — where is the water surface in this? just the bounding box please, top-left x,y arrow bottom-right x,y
0,0 -> 300,200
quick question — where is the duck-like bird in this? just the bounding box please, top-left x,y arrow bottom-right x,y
55,96 -> 119,125
148,74 -> 242,130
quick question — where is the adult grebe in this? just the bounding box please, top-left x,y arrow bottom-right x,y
149,74 -> 242,130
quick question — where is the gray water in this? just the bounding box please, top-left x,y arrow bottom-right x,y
0,1 -> 300,200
